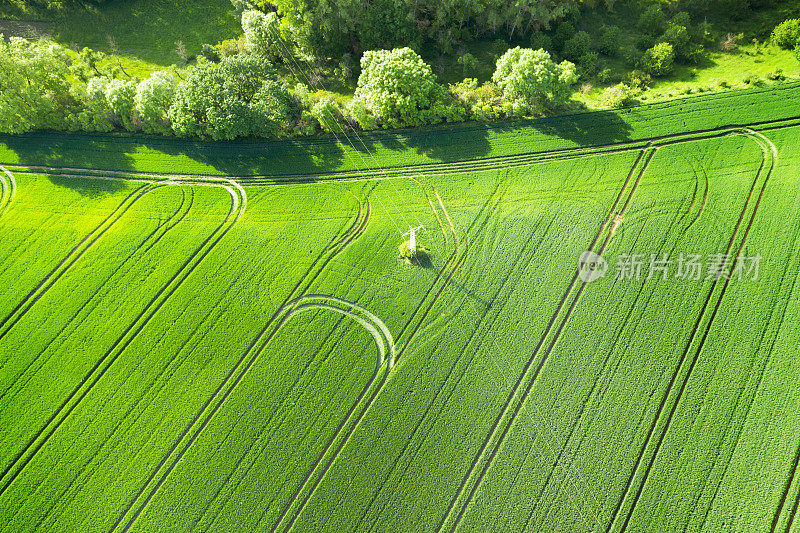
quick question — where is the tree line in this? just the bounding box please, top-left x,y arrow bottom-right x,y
0,7 -> 579,139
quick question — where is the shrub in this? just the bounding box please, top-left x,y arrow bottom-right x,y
310,97 -> 344,133
398,240 -> 429,265
622,46 -> 644,68
530,32 -> 553,53
201,44 -> 220,63
351,47 -> 460,129
660,24 -> 691,59
771,19 -> 800,49
134,71 -> 176,134
638,4 -> 667,36
742,72 -> 763,85
104,79 -> 137,129
642,43 -> 675,76
596,68 -> 612,83
457,52 -> 479,77
578,52 -> 600,77
598,26 -> 622,56
601,83 -> 637,108
449,78 -> 508,121
553,21 -> 576,51
563,31 -> 591,61
767,68 -> 785,81
671,11 -> 691,29
624,69 -> 652,89
492,46 -> 577,107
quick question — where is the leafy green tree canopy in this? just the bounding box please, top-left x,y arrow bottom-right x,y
0,37 -> 74,133
241,9 -> 284,62
492,47 -> 577,107
351,47 -> 456,129
135,71 -> 177,134
642,42 -> 675,76
168,55 -> 292,140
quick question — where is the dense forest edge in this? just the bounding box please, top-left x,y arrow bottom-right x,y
2,0 -> 800,141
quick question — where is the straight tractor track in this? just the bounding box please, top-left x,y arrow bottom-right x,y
0,175 -> 247,503
436,145 -> 653,533
608,130 -> 777,533
111,195 -> 371,533
0,186 -> 194,405
440,127 -> 773,533
519,150 -> 709,532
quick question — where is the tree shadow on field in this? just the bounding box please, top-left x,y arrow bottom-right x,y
131,134 -> 346,179
0,132 -> 137,172
0,131 -> 347,182
529,110 -> 633,146
0,132 -> 135,196
46,174 -> 128,197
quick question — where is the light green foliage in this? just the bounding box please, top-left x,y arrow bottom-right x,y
74,76 -> 114,132
0,37 -> 74,133
168,55 -> 289,140
350,47 -> 463,129
241,9 -> 283,62
601,82 -> 636,108
134,71 -> 176,134
642,42 -> 675,77
310,96 -> 344,133
492,47 -> 577,107
771,19 -> 800,49
104,79 -> 137,129
659,20 -> 700,62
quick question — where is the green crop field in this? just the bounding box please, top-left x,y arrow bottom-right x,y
1,87 -> 800,532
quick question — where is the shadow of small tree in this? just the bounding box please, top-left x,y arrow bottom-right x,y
399,240 -> 434,269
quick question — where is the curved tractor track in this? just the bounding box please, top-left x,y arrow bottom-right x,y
607,130 -> 777,533
0,118 -> 789,532
0,166 -> 16,219
438,127 -> 776,533
0,174 -> 247,502
109,199 -> 373,533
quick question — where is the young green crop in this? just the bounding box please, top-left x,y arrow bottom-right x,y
1,88 -> 800,532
